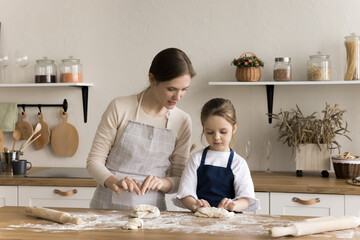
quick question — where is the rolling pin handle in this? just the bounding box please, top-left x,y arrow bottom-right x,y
54,189 -> 78,196
292,197 -> 320,205
269,225 -> 297,237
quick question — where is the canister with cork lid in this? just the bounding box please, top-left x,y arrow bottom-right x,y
307,52 -> 331,81
35,57 -> 57,83
344,33 -> 360,80
59,56 -> 83,83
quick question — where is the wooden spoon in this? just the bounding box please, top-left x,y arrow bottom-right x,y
21,123 -> 42,150
12,130 -> 21,152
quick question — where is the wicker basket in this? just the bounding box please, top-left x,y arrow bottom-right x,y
332,156 -> 360,179
235,52 -> 262,82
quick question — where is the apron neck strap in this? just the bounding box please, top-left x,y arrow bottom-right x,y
200,146 -> 234,168
134,92 -> 145,121
135,91 -> 171,129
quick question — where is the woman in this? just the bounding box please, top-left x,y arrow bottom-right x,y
87,48 -> 196,210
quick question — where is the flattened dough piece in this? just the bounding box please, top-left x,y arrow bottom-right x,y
122,218 -> 144,230
131,204 -> 160,219
195,207 -> 235,218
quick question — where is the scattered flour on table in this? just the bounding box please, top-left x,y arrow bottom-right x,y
3,211 -> 289,236
4,211 -> 359,238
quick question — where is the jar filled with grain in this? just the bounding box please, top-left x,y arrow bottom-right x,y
307,52 -> 331,81
273,57 -> 292,81
59,56 -> 83,83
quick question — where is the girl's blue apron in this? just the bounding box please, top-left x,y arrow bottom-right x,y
196,146 -> 235,207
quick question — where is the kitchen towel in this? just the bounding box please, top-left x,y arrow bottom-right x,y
0,103 -> 18,132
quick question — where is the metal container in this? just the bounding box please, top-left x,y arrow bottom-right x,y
0,151 -> 23,174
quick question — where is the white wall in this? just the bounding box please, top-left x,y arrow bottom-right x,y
0,0 -> 359,172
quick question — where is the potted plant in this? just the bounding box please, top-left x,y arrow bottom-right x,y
232,52 -> 264,82
272,103 -> 351,177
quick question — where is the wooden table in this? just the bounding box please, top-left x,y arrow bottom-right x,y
0,206 -> 359,239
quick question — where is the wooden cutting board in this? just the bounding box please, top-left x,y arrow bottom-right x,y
15,112 -> 33,140
0,129 -> 4,152
51,110 -> 79,157
33,113 -> 50,150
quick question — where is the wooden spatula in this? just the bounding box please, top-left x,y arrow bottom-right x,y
33,113 -> 50,150
51,110 -> 79,157
15,112 -> 33,140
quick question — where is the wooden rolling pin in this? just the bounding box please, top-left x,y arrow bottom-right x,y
25,206 -> 83,225
270,216 -> 360,237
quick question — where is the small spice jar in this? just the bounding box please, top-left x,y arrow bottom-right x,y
34,57 -> 57,83
307,52 -> 331,81
59,56 -> 83,83
273,57 -> 292,81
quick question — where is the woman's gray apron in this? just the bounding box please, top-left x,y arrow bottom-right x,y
90,93 -> 175,210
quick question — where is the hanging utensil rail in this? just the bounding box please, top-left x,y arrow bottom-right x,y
17,99 -> 68,113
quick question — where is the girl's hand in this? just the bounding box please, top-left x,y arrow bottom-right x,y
192,199 -> 211,211
104,175 -> 141,195
218,198 -> 236,212
139,175 -> 164,195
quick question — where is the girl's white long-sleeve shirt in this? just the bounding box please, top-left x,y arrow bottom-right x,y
173,149 -> 260,212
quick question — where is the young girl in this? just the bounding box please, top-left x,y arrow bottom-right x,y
174,98 -> 259,212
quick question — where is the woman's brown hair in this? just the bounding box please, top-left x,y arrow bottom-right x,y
149,48 -> 196,82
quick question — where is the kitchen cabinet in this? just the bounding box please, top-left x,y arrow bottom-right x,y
345,195 -> 360,217
0,83 -> 93,123
0,186 -> 17,207
270,192 -> 344,217
254,192 -> 269,214
18,186 -> 96,208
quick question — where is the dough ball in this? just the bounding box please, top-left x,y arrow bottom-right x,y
122,218 -> 144,230
131,204 -> 160,219
195,207 -> 235,218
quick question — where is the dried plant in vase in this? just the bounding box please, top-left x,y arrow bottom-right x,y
271,103 -> 351,176
272,103 -> 351,153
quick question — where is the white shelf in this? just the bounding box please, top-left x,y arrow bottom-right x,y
0,82 -> 93,123
0,83 -> 94,87
209,80 -> 360,86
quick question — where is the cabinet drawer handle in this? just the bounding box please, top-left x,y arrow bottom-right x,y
54,189 -> 78,196
292,197 -> 320,205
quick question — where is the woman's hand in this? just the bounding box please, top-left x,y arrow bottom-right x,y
104,175 -> 141,195
139,175 -> 165,195
218,198 -> 236,211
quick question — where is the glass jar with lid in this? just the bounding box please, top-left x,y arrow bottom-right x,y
35,57 -> 57,83
307,52 -> 331,81
273,57 -> 292,81
344,33 -> 360,80
59,56 -> 83,83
